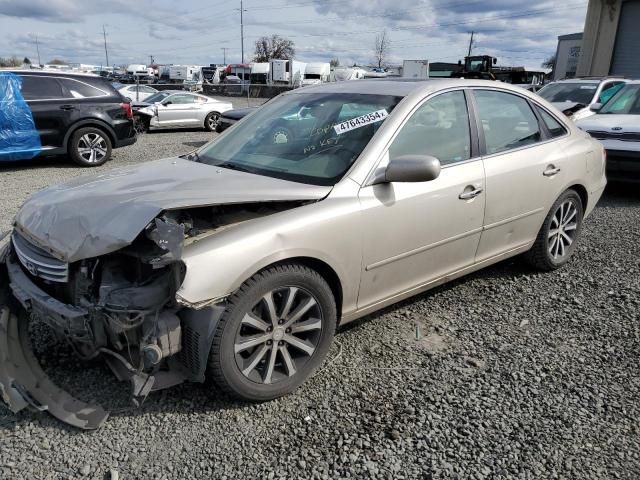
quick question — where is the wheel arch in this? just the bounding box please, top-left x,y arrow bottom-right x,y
567,183 -> 588,212
250,257 -> 344,323
64,119 -> 117,151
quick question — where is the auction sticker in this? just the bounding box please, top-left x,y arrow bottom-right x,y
334,109 -> 389,135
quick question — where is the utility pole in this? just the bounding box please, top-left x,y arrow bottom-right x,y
221,47 -> 229,64
149,55 -> 155,65
102,25 -> 109,67
467,31 -> 475,57
236,0 -> 247,63
35,35 -> 41,66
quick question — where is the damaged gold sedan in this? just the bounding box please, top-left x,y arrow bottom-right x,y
0,80 -> 606,429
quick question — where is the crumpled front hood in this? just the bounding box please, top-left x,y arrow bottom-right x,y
576,114 -> 640,132
15,157 -> 332,263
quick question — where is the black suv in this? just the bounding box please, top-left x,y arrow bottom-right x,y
7,70 -> 136,167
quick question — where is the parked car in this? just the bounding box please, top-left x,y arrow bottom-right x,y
0,79 -> 606,429
576,81 -> 640,182
215,107 -> 256,133
134,91 -> 233,132
537,77 -> 628,121
515,83 -> 543,93
117,84 -> 159,102
0,70 -> 135,166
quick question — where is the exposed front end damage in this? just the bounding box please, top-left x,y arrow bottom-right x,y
0,201 -> 307,429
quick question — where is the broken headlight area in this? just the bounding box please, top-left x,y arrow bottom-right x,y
0,220 -> 202,429
1,202 -> 307,429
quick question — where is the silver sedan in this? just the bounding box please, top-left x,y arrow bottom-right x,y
136,91 -> 233,132
0,79 -> 606,429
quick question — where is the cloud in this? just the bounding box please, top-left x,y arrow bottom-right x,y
0,0 -> 83,22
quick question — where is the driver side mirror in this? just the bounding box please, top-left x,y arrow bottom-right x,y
162,101 -> 172,106
590,102 -> 603,112
372,155 -> 441,185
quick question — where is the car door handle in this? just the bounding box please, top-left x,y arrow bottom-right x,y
459,187 -> 483,200
543,166 -> 561,177
59,105 -> 75,111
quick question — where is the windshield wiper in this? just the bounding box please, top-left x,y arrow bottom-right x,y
180,151 -> 202,162
217,162 -> 256,174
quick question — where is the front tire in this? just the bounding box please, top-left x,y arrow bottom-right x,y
524,189 -> 584,271
209,263 -> 337,401
68,127 -> 112,167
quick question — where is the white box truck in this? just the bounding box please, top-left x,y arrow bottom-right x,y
303,62 -> 331,86
269,59 -> 307,87
402,60 -> 430,79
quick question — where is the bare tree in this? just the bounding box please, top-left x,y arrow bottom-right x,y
541,54 -> 556,70
0,56 -> 22,67
253,35 -> 295,62
330,58 -> 340,68
374,30 -> 391,68
48,58 -> 68,65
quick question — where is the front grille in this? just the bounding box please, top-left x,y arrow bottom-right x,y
11,231 -> 69,283
587,130 -> 640,142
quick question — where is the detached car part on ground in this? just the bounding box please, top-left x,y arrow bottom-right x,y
132,91 -> 232,133
0,79 -> 606,429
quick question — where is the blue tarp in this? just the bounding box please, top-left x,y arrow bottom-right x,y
0,72 -> 42,161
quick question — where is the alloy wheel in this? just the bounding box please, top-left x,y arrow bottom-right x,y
208,113 -> 220,130
77,133 -> 108,164
234,286 -> 323,385
548,199 -> 579,260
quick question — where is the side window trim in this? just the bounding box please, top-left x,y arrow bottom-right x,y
21,75 -> 109,101
464,89 -> 484,158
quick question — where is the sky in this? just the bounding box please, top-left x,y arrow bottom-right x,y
0,0 -> 588,70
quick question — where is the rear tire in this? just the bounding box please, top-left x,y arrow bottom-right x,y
524,189 -> 584,271
208,263 -> 337,401
68,127 -> 112,167
205,112 -> 220,131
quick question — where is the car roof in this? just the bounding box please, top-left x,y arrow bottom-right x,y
287,78 -> 529,97
550,77 -> 627,84
4,69 -> 102,79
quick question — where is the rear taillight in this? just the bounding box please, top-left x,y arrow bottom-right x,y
120,102 -> 133,120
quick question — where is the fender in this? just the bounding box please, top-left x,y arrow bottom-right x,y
62,118 -> 119,149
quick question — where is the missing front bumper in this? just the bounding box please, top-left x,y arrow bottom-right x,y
0,247 -> 108,430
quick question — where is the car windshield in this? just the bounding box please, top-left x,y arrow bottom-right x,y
600,84 -> 640,115
145,91 -> 172,103
196,92 -> 403,186
538,82 -> 598,104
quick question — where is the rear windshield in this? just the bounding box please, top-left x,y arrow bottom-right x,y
600,84 -> 640,115
538,82 -> 597,105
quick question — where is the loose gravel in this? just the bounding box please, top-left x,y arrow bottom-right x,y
0,133 -> 639,479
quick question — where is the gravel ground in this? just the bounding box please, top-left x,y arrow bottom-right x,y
0,133 -> 639,479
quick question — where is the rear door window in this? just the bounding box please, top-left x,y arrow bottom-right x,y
473,90 -> 542,155
20,75 -> 64,100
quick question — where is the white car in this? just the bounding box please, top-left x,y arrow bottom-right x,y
136,92 -> 233,131
118,84 -> 159,102
576,81 -> 640,182
538,78 -> 628,121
